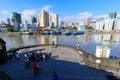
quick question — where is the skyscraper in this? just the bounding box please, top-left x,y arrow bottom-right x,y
10,18 -> 14,26
7,18 -> 10,25
109,12 -> 117,19
85,17 -> 91,26
103,19 -> 114,31
12,12 -> 21,23
12,12 -> 22,30
49,13 -> 58,28
95,21 -> 104,31
31,16 -> 37,24
114,19 -> 120,31
39,10 -> 49,27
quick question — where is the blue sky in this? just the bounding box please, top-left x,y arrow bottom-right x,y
0,0 -> 120,23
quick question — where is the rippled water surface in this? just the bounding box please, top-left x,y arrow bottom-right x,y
1,33 -> 120,57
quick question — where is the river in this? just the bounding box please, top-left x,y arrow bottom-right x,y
0,32 -> 120,57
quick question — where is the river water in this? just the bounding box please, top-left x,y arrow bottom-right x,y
0,33 -> 120,57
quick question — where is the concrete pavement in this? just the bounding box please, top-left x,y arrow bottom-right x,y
0,45 -> 113,80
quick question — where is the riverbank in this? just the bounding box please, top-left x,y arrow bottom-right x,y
0,45 -> 114,80
1,31 -> 120,35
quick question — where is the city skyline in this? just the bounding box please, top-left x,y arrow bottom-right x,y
0,0 -> 120,23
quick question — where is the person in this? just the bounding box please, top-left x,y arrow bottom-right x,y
52,71 -> 58,80
42,53 -> 46,62
52,41 -> 55,47
9,52 -> 13,61
77,42 -> 80,50
33,63 -> 39,77
24,58 -> 29,69
24,53 -> 28,59
15,53 -> 20,63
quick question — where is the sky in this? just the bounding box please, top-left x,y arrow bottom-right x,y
0,0 -> 120,23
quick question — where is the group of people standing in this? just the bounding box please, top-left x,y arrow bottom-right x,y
7,49 -> 58,79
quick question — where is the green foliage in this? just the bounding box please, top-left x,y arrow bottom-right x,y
69,27 -> 77,30
7,27 -> 15,32
86,26 -> 94,30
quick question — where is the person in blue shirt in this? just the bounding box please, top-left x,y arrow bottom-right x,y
52,71 -> 58,80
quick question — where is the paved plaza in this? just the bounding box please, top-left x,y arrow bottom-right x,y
0,46 -> 113,80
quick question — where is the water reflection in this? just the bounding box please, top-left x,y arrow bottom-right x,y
93,34 -> 120,47
40,35 -> 58,45
1,33 -> 120,57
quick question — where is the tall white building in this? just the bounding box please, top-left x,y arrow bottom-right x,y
49,14 -> 58,28
114,19 -> 120,31
103,19 -> 114,31
95,22 -> 104,31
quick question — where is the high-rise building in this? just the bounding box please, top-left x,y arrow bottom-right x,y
39,10 -> 49,27
12,12 -> 21,23
85,17 -> 91,26
103,19 -> 114,31
31,16 -> 37,24
114,19 -> 120,31
109,12 -> 117,19
7,18 -> 10,25
12,12 -> 22,30
95,21 -> 104,31
49,13 -> 58,28
10,18 -> 14,26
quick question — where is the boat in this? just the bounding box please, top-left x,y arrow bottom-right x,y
77,31 -> 84,34
42,31 -> 50,35
20,31 -> 33,35
71,31 -> 78,35
62,31 -> 71,35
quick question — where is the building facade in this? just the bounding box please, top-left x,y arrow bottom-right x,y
85,17 -> 91,26
109,12 -> 117,19
31,16 -> 37,24
12,12 -> 22,30
7,18 -> 10,25
114,19 -> 120,31
39,10 -> 49,27
49,14 -> 58,28
103,19 -> 114,31
95,21 -> 104,31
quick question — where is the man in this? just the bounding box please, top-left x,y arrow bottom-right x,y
24,58 -> 29,69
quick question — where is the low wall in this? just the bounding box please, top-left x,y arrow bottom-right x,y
79,51 -> 120,75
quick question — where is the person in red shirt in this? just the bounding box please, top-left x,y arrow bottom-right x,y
33,63 -> 39,77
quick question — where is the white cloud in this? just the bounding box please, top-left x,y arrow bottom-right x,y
61,11 -> 114,23
62,11 -> 92,23
93,15 -> 108,19
21,5 -> 53,23
41,5 -> 53,12
21,9 -> 37,22
1,10 -> 8,14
